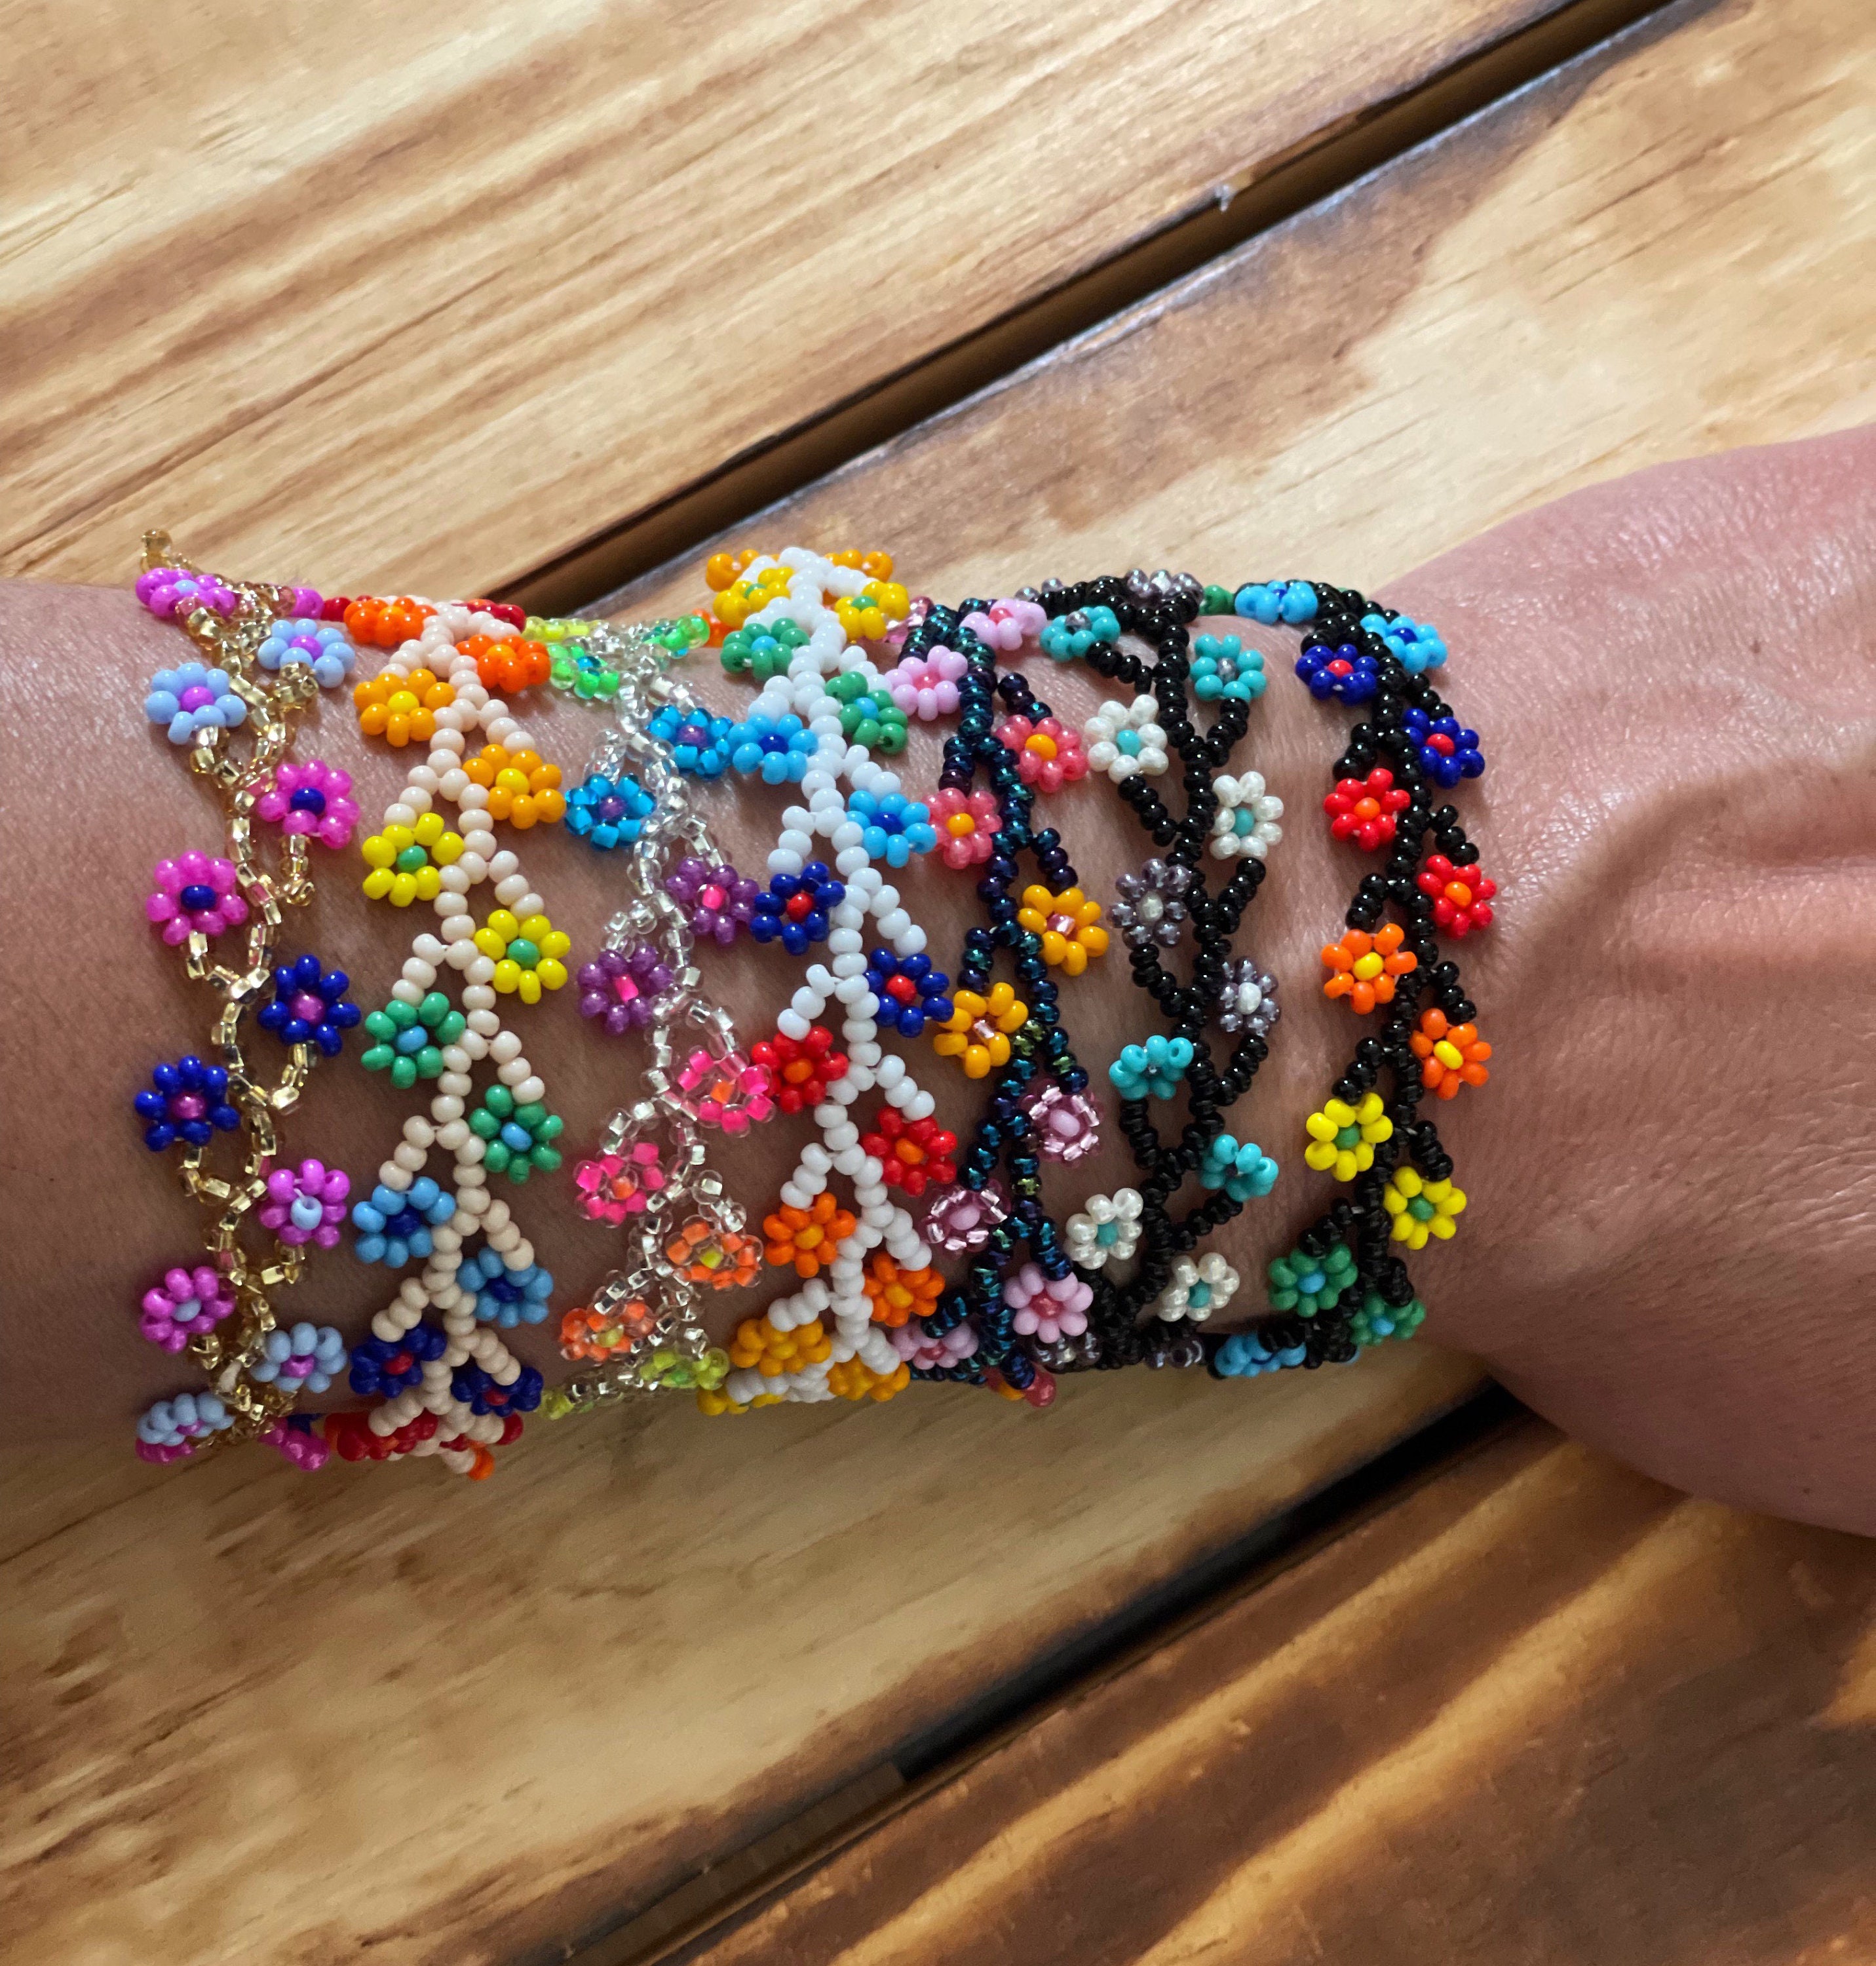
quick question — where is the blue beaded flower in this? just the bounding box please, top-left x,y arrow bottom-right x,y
1199,1134 -> 1280,1202
145,663 -> 247,744
866,950 -> 953,1037
249,1321 -> 349,1394
1295,642 -> 1379,704
348,1320 -> 447,1399
458,1243 -> 555,1328
1361,611 -> 1446,675
1402,707 -> 1485,787
565,770 -> 655,849
134,1055 -> 241,1151
351,1176 -> 455,1267
1108,1034 -> 1195,1101
649,703 -> 735,777
847,789 -> 937,867
1214,1330 -> 1309,1378
750,862 -> 846,954
1233,581 -> 1318,626
450,1359 -> 545,1418
1039,604 -> 1120,662
257,953 -> 361,1056
257,617 -> 356,689
1191,634 -> 1267,703
728,712 -> 818,784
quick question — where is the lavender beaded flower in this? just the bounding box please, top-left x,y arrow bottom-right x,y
250,1322 -> 349,1394
1111,858 -> 1192,950
257,954 -> 360,1056
665,858 -> 758,946
147,852 -> 248,945
1217,957 -> 1280,1036
139,1263 -> 237,1352
135,566 -> 238,621
258,1158 -> 352,1248
1024,1081 -> 1100,1163
923,1178 -> 1011,1255
145,663 -> 246,744
577,944 -> 676,1035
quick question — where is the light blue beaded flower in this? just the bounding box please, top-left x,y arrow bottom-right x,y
1214,1331 -> 1308,1378
351,1176 -> 455,1267
728,712 -> 818,784
1360,611 -> 1446,674
459,1243 -> 555,1327
1199,1134 -> 1280,1202
249,1321 -> 349,1394
1039,604 -> 1121,662
257,617 -> 357,689
847,788 -> 938,867
136,1389 -> 233,1455
145,663 -> 247,745
1233,581 -> 1318,626
1191,634 -> 1267,703
565,770 -> 655,849
648,703 -> 735,777
1108,1033 -> 1195,1101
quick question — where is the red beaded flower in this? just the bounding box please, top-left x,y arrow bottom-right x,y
750,1026 -> 849,1113
1417,854 -> 1497,936
859,1109 -> 959,1198
1323,767 -> 1411,851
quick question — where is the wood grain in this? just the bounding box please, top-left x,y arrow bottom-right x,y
1,0 -> 1617,598
676,1421 -> 1876,1966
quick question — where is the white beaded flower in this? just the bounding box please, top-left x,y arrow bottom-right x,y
1153,1251 -> 1240,1322
1208,772 -> 1284,860
1065,1189 -> 1144,1270
1082,696 -> 1169,782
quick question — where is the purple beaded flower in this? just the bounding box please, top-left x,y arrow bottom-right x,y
257,953 -> 361,1056
664,858 -> 758,947
1218,957 -> 1280,1037
577,944 -> 676,1035
258,1158 -> 352,1248
147,852 -> 249,945
134,1056 -> 240,1151
140,1264 -> 237,1352
254,760 -> 359,851
923,1178 -> 1011,1254
135,566 -> 238,621
1024,1081 -> 1100,1163
1111,858 -> 1192,950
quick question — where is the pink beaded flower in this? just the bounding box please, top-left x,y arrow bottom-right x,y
1003,1262 -> 1092,1343
146,853 -> 248,945
140,1264 -> 237,1352
922,1178 -> 1010,1254
996,715 -> 1088,794
889,1317 -> 980,1371
135,566 -> 238,620
886,645 -> 968,720
257,1159 -> 351,1248
259,1416 -> 330,1473
573,1141 -> 668,1223
928,788 -> 1002,870
255,760 -> 359,850
676,1047 -> 775,1133
1024,1082 -> 1101,1163
960,597 -> 1046,652
881,597 -> 931,656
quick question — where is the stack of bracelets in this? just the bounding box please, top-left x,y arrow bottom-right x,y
128,530 -> 1491,1476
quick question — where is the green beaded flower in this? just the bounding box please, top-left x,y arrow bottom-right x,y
639,1343 -> 732,1392
651,614 -> 712,658
1349,1290 -> 1426,1347
720,617 -> 809,682
826,672 -> 909,753
1267,1241 -> 1358,1317
359,992 -> 469,1088
548,642 -> 623,701
470,1084 -> 565,1182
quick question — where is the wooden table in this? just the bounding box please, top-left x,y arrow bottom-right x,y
2,0 -> 1871,1961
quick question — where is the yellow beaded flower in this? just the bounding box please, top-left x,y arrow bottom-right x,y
1383,1166 -> 1467,1248
1016,885 -> 1110,976
1303,1092 -> 1394,1181
833,579 -> 910,642
472,908 -> 572,1001
360,811 -> 465,906
354,667 -> 454,746
933,982 -> 1029,1079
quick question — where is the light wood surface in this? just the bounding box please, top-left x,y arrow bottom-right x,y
678,1421 -> 1876,1966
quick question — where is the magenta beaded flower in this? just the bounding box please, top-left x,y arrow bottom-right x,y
140,1263 -> 237,1352
146,852 -> 248,945
886,646 -> 968,720
254,760 -> 359,851
1003,1262 -> 1092,1343
259,1415 -> 330,1473
258,1158 -> 351,1247
135,566 -> 238,620
577,944 -> 676,1035
573,1141 -> 668,1224
664,858 -> 758,947
1024,1081 -> 1101,1163
922,1178 -> 1010,1254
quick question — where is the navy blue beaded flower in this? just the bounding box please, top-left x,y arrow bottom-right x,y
750,862 -> 845,955
450,1359 -> 545,1417
134,1056 -> 241,1151
866,950 -> 954,1038
727,712 -> 816,784
648,703 -> 735,777
348,1320 -> 446,1399
1402,707 -> 1484,787
257,954 -> 360,1056
565,770 -> 654,849
1295,642 -> 1379,704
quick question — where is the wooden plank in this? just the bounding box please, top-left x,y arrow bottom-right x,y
3,0 -> 1632,598
676,1421 -> 1876,1966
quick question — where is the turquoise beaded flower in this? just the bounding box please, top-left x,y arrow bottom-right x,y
565,771 -> 655,849
360,992 -> 468,1088
648,704 -> 735,776
1214,1330 -> 1308,1378
1040,604 -> 1120,662
1233,581 -> 1318,626
1267,1242 -> 1358,1317
1350,1290 -> 1426,1346
1108,1034 -> 1195,1101
847,789 -> 937,867
1199,1134 -> 1280,1202
1191,634 -> 1267,703
1360,611 -> 1446,675
470,1085 -> 565,1182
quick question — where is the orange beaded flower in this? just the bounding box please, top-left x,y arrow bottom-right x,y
862,1253 -> 945,1328
762,1192 -> 858,1279
664,1217 -> 762,1290
354,667 -> 454,746
460,634 -> 552,696
827,1355 -> 912,1403
1409,1007 -> 1493,1099
1015,885 -> 1110,976
463,743 -> 565,827
1321,923 -> 1418,1013
728,1313 -> 833,1379
558,1296 -> 659,1363
344,596 -> 434,649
